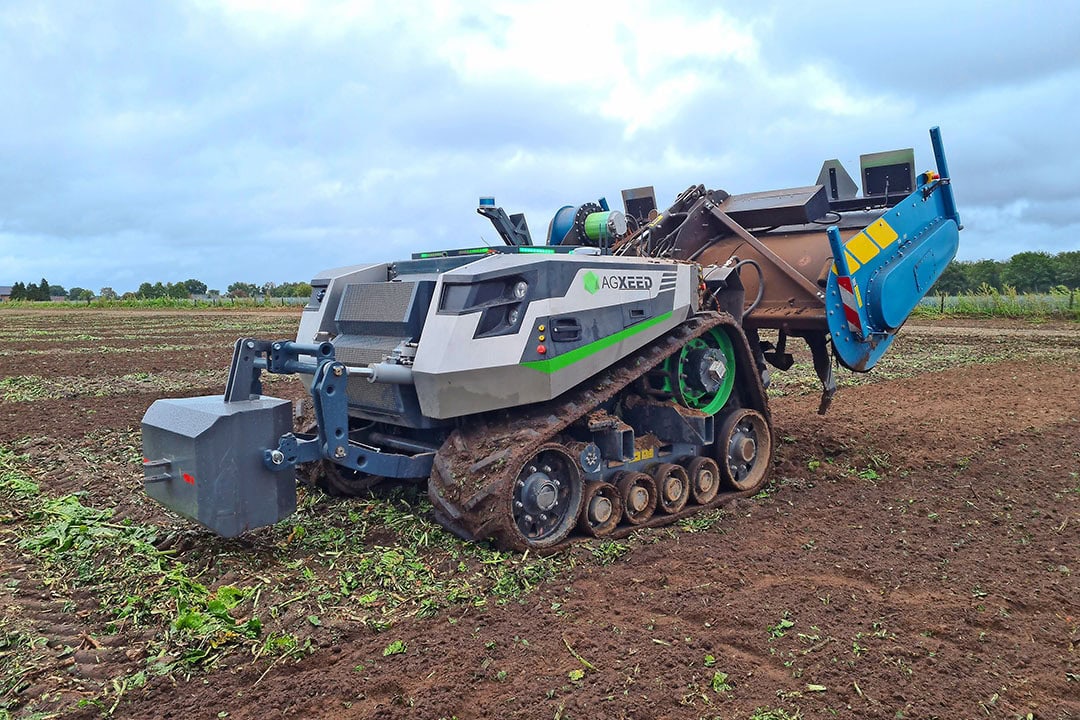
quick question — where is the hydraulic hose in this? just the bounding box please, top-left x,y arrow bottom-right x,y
733,258 -> 765,321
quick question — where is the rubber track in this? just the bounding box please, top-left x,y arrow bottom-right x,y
427,311 -> 772,552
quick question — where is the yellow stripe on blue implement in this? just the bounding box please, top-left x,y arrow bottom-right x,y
831,250 -> 862,276
845,231 -> 880,265
865,219 -> 899,249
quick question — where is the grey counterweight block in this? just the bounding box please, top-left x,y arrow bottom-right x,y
142,395 -> 295,537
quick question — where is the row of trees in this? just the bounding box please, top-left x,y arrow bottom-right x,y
933,251 -> 1080,295
133,280 -> 312,299
6,278 -> 312,301
10,251 -> 1075,303
135,279 -> 209,299
6,278 -> 68,301
226,281 -> 313,298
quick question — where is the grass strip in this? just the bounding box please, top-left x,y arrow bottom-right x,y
914,287 -> 1080,320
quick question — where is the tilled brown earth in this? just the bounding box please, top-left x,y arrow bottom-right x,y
1,309 -> 1078,720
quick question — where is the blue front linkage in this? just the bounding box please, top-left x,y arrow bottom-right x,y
221,338 -> 435,479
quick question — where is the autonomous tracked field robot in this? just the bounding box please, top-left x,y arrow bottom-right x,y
142,127 -> 961,551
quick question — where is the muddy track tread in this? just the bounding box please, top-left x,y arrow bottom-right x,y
428,310 -> 771,551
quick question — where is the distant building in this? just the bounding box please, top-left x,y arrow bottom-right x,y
0,286 -> 12,301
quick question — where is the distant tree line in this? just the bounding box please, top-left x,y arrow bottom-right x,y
12,252 -> 1074,303
5,277 -> 312,301
134,279 -> 210,299
225,281 -> 313,298
133,280 -> 312,299
7,278 -> 66,301
933,251 -> 1080,295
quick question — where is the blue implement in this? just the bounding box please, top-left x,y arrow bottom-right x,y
825,127 -> 961,371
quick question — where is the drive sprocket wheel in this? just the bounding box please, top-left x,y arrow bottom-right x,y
651,463 -> 690,514
645,327 -> 736,415
576,481 -> 623,537
717,408 -> 772,492
685,456 -> 721,504
617,471 -> 658,525
508,444 -> 584,549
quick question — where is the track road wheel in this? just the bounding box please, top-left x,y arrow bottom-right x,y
718,408 -> 772,492
651,463 -> 690,514
509,445 -> 584,550
617,471 -> 658,525
685,456 -> 721,504
577,481 -> 623,537
320,460 -> 382,496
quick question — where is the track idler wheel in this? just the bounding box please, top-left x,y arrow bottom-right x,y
508,444 -> 584,550
576,481 -> 623,537
651,463 -> 690,514
616,471 -> 657,525
717,408 -> 772,492
685,456 -> 721,504
319,460 -> 382,497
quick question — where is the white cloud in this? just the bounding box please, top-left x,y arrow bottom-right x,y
0,0 -> 1078,292
434,1 -> 758,135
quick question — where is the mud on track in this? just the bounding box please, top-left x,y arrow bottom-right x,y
1,308 -> 1078,720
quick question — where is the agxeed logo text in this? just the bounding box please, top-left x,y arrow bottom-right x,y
582,271 -> 653,294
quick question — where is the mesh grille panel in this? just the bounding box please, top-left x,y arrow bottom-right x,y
334,335 -> 405,413
337,282 -> 417,335
334,336 -> 399,365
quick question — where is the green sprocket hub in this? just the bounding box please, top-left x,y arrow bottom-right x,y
659,326 -> 736,415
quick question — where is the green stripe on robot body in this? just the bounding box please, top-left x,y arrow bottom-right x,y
521,312 -> 674,375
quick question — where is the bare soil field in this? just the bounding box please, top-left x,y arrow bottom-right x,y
1,308 -> 1077,720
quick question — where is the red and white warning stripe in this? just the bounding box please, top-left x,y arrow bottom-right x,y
836,275 -> 863,336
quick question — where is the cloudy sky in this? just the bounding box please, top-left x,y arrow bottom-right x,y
1,0 -> 1077,293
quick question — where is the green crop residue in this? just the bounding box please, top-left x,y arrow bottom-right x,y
0,376 -> 50,403
0,447 -> 264,674
521,312 -> 672,374
0,445 -> 582,702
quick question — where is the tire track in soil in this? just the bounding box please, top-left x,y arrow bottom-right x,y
0,346 -> 232,378
0,376 -> 306,443
0,390 -> 220,444
0,319 -> 312,718
1,538 -> 154,713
